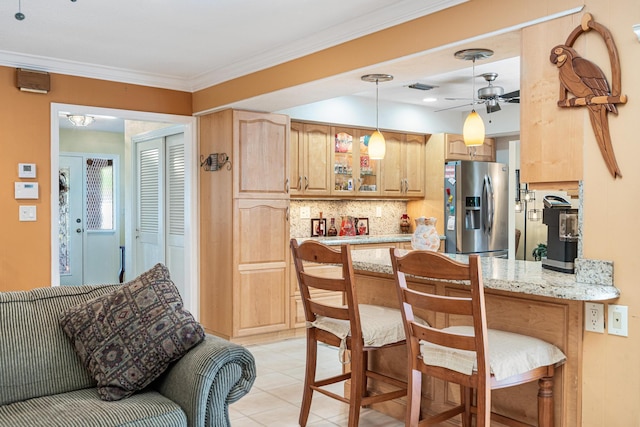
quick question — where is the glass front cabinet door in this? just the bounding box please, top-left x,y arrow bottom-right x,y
331,127 -> 380,196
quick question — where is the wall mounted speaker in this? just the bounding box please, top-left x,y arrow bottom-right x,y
16,68 -> 50,94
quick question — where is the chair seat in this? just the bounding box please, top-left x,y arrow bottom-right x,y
312,304 -> 425,347
420,326 -> 566,381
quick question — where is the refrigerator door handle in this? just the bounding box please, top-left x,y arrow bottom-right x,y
483,175 -> 495,234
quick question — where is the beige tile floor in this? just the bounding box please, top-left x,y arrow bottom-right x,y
229,337 -> 405,426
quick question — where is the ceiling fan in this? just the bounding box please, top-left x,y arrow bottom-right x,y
438,72 -> 520,114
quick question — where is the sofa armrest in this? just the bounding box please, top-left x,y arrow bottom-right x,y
154,334 -> 256,427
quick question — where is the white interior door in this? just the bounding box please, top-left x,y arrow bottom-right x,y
135,138 -> 165,272
134,130 -> 186,298
59,155 -> 84,285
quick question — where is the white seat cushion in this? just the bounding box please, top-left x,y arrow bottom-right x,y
311,304 -> 426,347
420,325 -> 566,381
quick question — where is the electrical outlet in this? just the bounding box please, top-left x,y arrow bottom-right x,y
608,304 -> 628,337
376,206 -> 382,217
585,302 -> 605,333
300,206 -> 311,219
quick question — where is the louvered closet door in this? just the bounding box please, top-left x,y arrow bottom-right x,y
136,138 -> 165,273
165,133 -> 185,295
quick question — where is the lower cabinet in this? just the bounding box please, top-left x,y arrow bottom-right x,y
234,199 -> 291,337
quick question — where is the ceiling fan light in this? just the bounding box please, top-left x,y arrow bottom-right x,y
68,114 -> 95,127
368,130 -> 386,159
463,110 -> 485,146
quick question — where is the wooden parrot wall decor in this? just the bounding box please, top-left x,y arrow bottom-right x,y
550,13 -> 627,179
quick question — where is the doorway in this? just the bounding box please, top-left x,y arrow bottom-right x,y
50,103 -> 199,317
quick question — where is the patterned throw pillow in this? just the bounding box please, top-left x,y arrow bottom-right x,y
59,263 -> 205,401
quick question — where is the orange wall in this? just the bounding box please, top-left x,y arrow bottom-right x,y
0,67 -> 191,290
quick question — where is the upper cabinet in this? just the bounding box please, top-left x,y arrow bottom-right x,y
444,133 -> 495,162
380,131 -> 425,197
291,120 -> 427,199
234,110 -> 290,199
519,15 -> 582,189
290,121 -> 332,197
332,126 -> 381,197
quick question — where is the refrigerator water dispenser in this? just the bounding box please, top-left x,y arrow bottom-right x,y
465,196 -> 481,229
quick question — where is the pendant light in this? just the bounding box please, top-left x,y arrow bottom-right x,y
361,74 -> 393,159
454,48 -> 493,147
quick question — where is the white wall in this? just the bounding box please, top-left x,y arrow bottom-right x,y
278,96 -> 520,137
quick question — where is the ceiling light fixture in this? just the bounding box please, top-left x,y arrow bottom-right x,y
361,73 -> 393,160
454,48 -> 493,147
67,114 -> 95,127
15,0 -> 77,21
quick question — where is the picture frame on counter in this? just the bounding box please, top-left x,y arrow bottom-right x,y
310,218 -> 327,237
357,217 -> 369,235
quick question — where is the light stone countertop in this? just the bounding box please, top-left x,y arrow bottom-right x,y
349,248 -> 620,302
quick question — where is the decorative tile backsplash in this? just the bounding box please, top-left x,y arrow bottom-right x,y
290,200 -> 408,237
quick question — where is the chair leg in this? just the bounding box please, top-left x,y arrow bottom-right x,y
461,386 -> 472,427
299,336 -> 317,427
348,351 -> 364,427
406,369 -> 422,427
538,376 -> 554,427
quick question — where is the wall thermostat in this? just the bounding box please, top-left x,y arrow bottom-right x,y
18,163 -> 36,179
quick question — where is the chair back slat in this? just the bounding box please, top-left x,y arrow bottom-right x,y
300,272 -> 346,293
402,287 -> 473,317
308,300 -> 350,321
393,251 -> 472,281
411,322 -> 477,352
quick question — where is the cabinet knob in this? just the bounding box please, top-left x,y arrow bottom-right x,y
304,176 -> 309,190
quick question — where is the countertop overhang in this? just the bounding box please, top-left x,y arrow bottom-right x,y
350,248 -> 620,302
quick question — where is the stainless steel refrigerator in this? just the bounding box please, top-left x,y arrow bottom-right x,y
444,160 -> 509,256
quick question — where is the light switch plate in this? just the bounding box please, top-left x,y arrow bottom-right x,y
19,205 -> 36,221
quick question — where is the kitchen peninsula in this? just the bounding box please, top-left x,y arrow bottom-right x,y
344,246 -> 619,426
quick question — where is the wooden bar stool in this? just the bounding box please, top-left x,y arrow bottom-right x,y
389,249 -> 566,427
290,240 -> 408,427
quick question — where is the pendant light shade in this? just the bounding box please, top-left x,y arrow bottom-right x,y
463,109 -> 485,146
361,73 -> 393,160
453,48 -> 493,148
368,130 -> 386,159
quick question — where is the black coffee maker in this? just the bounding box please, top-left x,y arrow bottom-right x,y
542,195 -> 578,273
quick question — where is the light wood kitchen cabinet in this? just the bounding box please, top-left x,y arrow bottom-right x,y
234,110 -> 290,199
331,126 -> 381,197
444,133 -> 495,162
519,17 -> 582,190
380,131 -> 425,197
199,109 -> 291,343
290,121 -> 332,197
235,198 -> 290,336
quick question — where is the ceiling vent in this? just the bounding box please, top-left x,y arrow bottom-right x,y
408,83 -> 437,91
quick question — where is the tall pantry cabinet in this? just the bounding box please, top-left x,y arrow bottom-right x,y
199,109 -> 291,342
